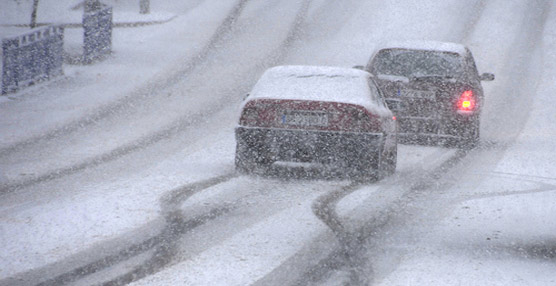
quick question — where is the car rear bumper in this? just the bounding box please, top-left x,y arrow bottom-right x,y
396,113 -> 479,145
235,126 -> 384,165
398,113 -> 478,135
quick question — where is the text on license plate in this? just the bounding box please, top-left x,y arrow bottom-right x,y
282,111 -> 328,127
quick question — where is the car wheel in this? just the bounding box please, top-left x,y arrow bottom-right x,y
376,143 -> 398,179
360,149 -> 383,181
235,144 -> 254,174
345,149 -> 374,181
458,121 -> 480,149
235,142 -> 271,174
383,144 -> 397,176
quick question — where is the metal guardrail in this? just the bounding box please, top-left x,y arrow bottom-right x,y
1,4 -> 114,94
1,25 -> 64,95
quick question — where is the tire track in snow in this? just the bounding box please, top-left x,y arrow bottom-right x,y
457,172 -> 556,202
0,0 -> 312,195
2,174 -> 236,286
291,149 -> 467,285
97,173 -> 237,286
299,0 -> 553,284
0,0 -> 249,194
0,0 -> 250,159
253,0 -> 491,283
3,0 -> 315,283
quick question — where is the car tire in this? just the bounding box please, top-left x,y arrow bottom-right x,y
458,121 -> 480,149
376,143 -> 397,179
383,144 -> 397,176
235,142 -> 271,174
235,144 -> 254,174
353,149 -> 382,181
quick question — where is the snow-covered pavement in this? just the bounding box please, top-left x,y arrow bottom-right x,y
375,4 -> 556,282
1,0 -> 555,285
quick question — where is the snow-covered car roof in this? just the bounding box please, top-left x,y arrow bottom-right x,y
375,40 -> 468,56
247,65 -> 391,115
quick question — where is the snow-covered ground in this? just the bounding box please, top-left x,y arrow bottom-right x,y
1,0 -> 554,285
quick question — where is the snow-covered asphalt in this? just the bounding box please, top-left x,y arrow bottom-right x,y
1,0 -> 554,285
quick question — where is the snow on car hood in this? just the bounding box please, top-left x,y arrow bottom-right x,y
245,65 -> 392,116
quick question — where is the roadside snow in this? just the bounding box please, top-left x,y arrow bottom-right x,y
0,0 -> 239,280
0,0 -> 237,148
1,0 -> 554,285
375,0 -> 556,285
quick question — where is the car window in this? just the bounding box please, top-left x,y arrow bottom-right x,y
465,52 -> 480,80
367,78 -> 386,108
370,49 -> 464,78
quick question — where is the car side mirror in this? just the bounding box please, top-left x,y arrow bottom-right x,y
385,98 -> 404,114
352,65 -> 365,70
479,72 -> 495,81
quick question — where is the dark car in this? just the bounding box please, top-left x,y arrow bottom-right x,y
363,41 -> 494,148
235,65 -> 397,179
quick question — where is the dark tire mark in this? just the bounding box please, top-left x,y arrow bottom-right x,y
98,173 -> 237,286
307,182 -> 371,286
257,0 -> 312,67
293,149 -> 468,285
461,175 -> 556,202
34,208 -> 227,286
489,171 -> 556,183
1,174 -> 236,286
484,241 -> 556,261
311,183 -> 361,238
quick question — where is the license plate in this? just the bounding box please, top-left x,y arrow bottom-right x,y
282,111 -> 328,127
399,89 -> 435,99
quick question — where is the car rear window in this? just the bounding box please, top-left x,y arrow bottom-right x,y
370,49 -> 464,78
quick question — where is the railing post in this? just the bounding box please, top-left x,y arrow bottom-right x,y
83,3 -> 112,64
85,0 -> 101,12
140,0 -> 150,14
30,0 -> 40,28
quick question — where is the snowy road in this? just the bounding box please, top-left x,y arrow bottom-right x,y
1,0 -> 555,285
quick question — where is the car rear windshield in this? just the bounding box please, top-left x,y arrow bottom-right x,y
370,49 -> 464,78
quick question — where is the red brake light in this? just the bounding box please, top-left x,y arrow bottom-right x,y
457,90 -> 475,111
351,109 -> 382,132
239,106 -> 259,126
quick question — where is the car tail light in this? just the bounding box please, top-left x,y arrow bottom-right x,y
457,90 -> 475,112
239,100 -> 278,127
346,108 -> 382,132
239,99 -> 384,132
239,107 -> 259,126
